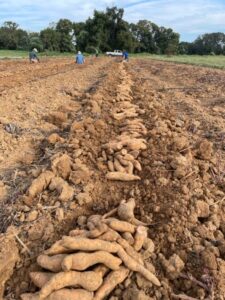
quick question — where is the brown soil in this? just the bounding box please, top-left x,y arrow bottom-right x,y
0,57 -> 225,300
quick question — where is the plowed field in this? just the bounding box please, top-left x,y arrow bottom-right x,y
0,57 -> 225,300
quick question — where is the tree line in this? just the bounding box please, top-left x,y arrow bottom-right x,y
0,6 -> 224,55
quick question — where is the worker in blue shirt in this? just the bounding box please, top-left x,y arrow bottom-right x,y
76,51 -> 85,64
122,50 -> 129,62
29,48 -> 40,63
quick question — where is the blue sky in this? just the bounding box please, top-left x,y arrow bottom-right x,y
0,0 -> 225,41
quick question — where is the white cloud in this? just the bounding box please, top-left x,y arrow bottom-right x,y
0,0 -> 225,41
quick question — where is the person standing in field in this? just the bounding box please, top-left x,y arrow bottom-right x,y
29,48 -> 40,63
76,51 -> 85,64
122,50 -> 129,62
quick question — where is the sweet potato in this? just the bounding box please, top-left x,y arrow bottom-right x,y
86,224 -> 108,238
94,267 -> 129,300
69,229 -> 87,237
126,161 -> 134,174
106,172 -> 140,181
122,232 -> 134,245
133,160 -> 142,171
105,218 -> 136,233
48,289 -> 93,300
114,159 -> 126,173
61,237 -> 119,253
117,237 -> 143,265
62,251 -> 122,271
133,226 -> 148,251
107,160 -> 115,172
30,272 -> 53,288
99,229 -> 120,242
117,198 -> 147,226
20,293 -> 39,300
94,265 -> 109,277
21,289 -> 93,300
117,246 -> 160,286
37,254 -> 66,272
39,271 -> 103,298
116,154 -> 130,166
44,240 -> 71,255
27,171 -> 55,199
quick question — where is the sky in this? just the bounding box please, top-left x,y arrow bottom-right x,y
0,0 -> 225,41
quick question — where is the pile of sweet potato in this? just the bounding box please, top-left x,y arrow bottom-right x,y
21,199 -> 160,300
103,68 -> 147,182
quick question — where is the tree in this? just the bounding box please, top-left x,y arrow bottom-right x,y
28,33 -> 43,51
178,42 -> 192,54
56,19 -> 74,52
131,20 -> 159,53
0,21 -> 28,50
190,33 -> 225,55
40,28 -> 60,51
155,27 -> 180,54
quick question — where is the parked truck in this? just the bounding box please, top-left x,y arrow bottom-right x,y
106,50 -> 123,57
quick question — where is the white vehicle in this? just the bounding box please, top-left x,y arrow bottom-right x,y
106,50 -> 123,57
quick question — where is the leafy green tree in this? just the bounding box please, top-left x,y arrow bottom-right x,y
191,33 -> 225,55
0,21 -> 27,50
40,28 -> 60,51
56,19 -> 74,52
28,33 -> 43,51
178,42 -> 192,54
131,20 -> 159,53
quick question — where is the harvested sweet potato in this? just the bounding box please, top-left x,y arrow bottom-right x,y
62,251 -> 122,271
106,172 -> 140,181
61,237 -> 119,253
69,225 -> 108,239
44,240 -> 71,255
21,289 -> 93,300
116,154 -> 130,166
20,293 -> 39,300
99,229 -> 120,242
126,161 -> 134,174
30,272 -> 53,288
114,158 -> 126,173
69,229 -> 87,237
94,267 -> 129,300
107,161 -> 114,172
94,265 -> 109,277
39,271 -> 103,298
117,198 -> 147,226
27,171 -> 54,199
117,237 -> 143,265
122,232 -> 134,245
133,160 -> 142,171
37,254 -> 66,272
48,289 -> 93,300
86,224 -> 108,238
133,226 -> 148,251
105,218 -> 136,233
117,246 -> 160,286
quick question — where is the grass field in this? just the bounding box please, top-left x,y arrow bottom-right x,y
0,50 -> 74,59
133,54 -> 225,69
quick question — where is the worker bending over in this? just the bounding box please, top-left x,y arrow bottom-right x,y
29,48 -> 40,63
122,50 -> 129,62
76,51 -> 85,64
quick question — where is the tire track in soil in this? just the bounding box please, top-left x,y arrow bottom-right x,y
1,59 -> 225,299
